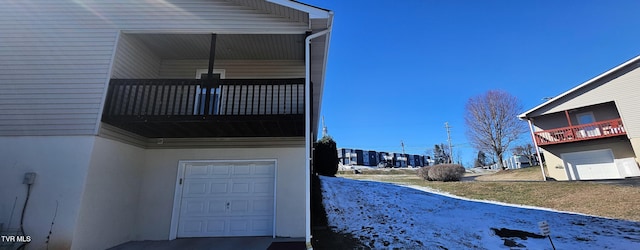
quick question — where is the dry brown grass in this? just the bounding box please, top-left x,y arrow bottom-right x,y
474,166 -> 545,181
339,171 -> 640,222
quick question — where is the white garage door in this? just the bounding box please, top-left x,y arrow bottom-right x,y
176,160 -> 275,237
562,149 -> 620,180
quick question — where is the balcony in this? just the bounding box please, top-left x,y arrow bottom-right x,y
101,78 -> 305,138
534,118 -> 626,146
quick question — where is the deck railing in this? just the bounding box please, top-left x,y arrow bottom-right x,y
102,78 -> 305,119
534,118 -> 626,146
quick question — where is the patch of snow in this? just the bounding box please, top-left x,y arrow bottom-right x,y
320,176 -> 640,249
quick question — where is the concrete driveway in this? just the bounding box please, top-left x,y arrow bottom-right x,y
108,237 -> 305,250
587,177 -> 640,187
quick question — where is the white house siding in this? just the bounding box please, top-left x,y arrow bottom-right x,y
530,64 -> 640,139
0,0 -> 309,136
0,136 -> 95,249
139,146 -> 306,239
159,60 -> 305,79
72,137 -> 145,250
111,33 -> 161,79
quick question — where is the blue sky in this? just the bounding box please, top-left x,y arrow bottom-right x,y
305,0 -> 640,166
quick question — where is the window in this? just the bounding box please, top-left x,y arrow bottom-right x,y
194,69 -> 225,115
576,112 -> 595,125
576,111 -> 600,137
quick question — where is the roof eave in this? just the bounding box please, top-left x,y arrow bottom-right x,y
518,54 -> 640,120
266,0 -> 332,19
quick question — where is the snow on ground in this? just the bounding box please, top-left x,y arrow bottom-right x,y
320,176 -> 640,249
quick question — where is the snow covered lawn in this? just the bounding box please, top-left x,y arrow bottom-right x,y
320,176 -> 640,249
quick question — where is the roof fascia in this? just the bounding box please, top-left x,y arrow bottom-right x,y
266,0 -> 331,18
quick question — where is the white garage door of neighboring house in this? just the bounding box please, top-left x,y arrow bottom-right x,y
561,149 -> 621,180
172,160 -> 276,238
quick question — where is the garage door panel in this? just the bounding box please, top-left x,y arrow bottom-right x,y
229,200 -> 249,213
206,219 -> 226,235
212,165 -> 231,176
254,181 -> 274,194
186,164 -> 209,177
231,182 -> 251,194
210,182 -> 229,194
207,200 -> 227,214
177,161 -> 275,238
253,164 -> 276,176
182,200 -> 206,215
183,181 -> 209,195
233,165 -> 252,175
181,220 -> 205,234
562,149 -> 621,180
228,217 -> 273,236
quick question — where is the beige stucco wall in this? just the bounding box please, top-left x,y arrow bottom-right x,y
0,136 -> 306,249
138,146 -> 306,240
72,137 -> 146,250
630,137 -> 640,165
0,136 -> 95,249
541,137 -> 636,180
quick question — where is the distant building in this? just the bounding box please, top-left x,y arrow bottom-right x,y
338,148 -> 429,168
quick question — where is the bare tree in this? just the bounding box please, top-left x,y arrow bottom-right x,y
512,143 -> 535,166
464,90 -> 526,170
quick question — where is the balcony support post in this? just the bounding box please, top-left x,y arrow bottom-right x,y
203,33 -> 217,115
564,110 -> 574,138
527,119 -> 546,181
564,110 -> 573,127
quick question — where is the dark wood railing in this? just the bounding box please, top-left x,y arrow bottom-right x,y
534,118 -> 626,146
103,78 -> 305,119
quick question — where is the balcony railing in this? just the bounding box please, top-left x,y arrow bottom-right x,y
534,118 -> 626,146
101,78 -> 305,138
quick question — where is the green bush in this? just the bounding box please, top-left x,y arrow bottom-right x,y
417,166 -> 433,181
313,136 -> 339,176
426,164 -> 466,182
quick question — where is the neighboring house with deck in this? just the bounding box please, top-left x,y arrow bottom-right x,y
0,0 -> 332,249
519,55 -> 640,181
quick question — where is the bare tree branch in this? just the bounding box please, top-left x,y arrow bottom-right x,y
464,90 -> 527,169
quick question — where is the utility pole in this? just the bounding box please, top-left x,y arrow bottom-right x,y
400,140 -> 406,167
445,122 -> 453,164
322,116 -> 328,137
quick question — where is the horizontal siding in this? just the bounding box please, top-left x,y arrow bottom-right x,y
0,0 -> 310,136
537,65 -> 640,139
111,34 -> 161,79
159,60 -> 305,79
0,31 -> 115,136
0,1 -> 308,33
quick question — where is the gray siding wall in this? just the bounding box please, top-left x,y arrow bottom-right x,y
0,0 -> 308,136
159,60 -> 305,79
111,34 -> 161,79
533,64 -> 640,138
533,102 -> 621,131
